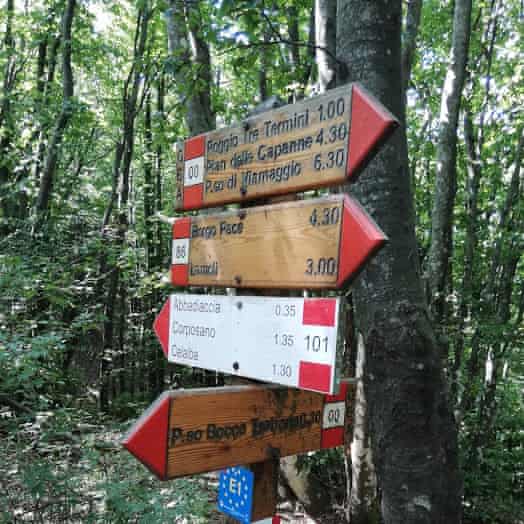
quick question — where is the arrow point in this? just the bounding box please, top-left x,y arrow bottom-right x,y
347,84 -> 399,179
337,195 -> 387,286
154,298 -> 170,357
122,393 -> 170,480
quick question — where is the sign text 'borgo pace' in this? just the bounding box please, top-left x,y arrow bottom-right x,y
175,83 -> 398,210
154,294 -> 343,394
171,194 -> 387,289
122,384 -> 351,480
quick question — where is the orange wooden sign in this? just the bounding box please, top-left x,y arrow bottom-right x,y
171,194 -> 386,289
175,83 -> 398,210
122,384 -> 352,480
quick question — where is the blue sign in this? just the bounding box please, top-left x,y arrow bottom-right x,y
217,466 -> 254,523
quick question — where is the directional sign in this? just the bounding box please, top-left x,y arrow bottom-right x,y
154,294 -> 343,394
218,466 -> 254,523
174,83 -> 398,210
122,384 -> 351,480
171,194 -> 386,289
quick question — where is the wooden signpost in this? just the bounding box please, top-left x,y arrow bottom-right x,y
122,384 -> 351,480
154,294 -> 343,394
123,81 -> 399,523
174,84 -> 398,210
171,194 -> 386,289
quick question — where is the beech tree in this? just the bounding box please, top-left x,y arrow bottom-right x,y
337,0 -> 462,522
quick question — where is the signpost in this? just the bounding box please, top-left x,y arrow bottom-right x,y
123,81 -> 399,522
122,384 -> 351,480
174,84 -> 398,210
154,294 -> 343,394
171,194 -> 386,289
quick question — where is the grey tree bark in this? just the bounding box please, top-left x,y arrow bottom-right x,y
349,335 -> 379,524
401,0 -> 423,100
425,0 -> 473,323
337,1 -> 462,523
165,0 -> 215,135
315,0 -> 337,92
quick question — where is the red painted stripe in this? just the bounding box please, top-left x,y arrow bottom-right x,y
122,393 -> 170,479
336,195 -> 387,287
302,298 -> 336,326
171,264 -> 189,286
173,217 -> 191,239
153,298 -> 171,357
183,184 -> 204,210
184,135 -> 205,160
321,426 -> 344,449
324,382 -> 347,403
347,84 -> 398,179
272,517 -> 281,524
298,361 -> 332,393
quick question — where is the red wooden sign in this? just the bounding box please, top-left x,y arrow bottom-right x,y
175,83 -> 398,210
171,194 -> 386,289
122,384 -> 351,480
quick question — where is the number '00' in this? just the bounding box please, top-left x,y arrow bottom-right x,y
187,165 -> 199,179
328,408 -> 341,424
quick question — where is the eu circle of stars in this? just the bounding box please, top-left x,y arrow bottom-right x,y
217,466 -> 254,523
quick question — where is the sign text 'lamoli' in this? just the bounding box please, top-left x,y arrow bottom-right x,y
171,194 -> 387,289
122,384 -> 352,480
155,294 -> 343,394
175,83 -> 398,210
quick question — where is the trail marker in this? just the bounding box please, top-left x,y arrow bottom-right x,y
122,384 -> 351,480
154,294 -> 343,394
171,194 -> 386,289
175,83 -> 398,210
218,466 -> 254,523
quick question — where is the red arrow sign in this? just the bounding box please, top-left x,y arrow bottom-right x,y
174,83 -> 398,210
122,384 -> 351,480
170,194 -> 386,289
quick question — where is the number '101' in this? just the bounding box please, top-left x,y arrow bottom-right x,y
305,335 -> 329,352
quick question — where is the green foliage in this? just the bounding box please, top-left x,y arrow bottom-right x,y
1,0 -> 523,521
461,382 -> 524,523
0,408 -> 212,523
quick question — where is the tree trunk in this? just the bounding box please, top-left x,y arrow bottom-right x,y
98,3 -> 151,410
165,0 -> 215,135
425,0 -> 473,323
315,0 -> 337,92
0,0 -> 16,229
337,1 -> 463,523
349,335 -> 379,524
401,0 -> 423,100
33,0 -> 76,232
33,34 -> 61,182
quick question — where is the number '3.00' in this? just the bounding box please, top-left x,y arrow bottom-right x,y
305,257 -> 337,276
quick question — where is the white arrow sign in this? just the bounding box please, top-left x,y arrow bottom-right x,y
154,294 -> 343,394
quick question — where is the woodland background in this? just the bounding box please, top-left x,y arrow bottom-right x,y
0,0 -> 522,522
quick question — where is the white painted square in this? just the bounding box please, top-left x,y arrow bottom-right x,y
184,156 -> 204,186
322,401 -> 345,429
172,238 -> 189,264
